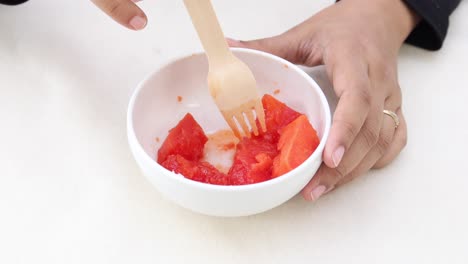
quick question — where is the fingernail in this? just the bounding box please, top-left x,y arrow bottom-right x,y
226,37 -> 239,43
226,38 -> 242,46
332,146 -> 345,167
129,16 -> 147,30
310,185 -> 327,201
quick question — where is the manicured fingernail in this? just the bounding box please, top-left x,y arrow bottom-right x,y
310,185 -> 327,201
129,16 -> 147,30
332,146 -> 345,167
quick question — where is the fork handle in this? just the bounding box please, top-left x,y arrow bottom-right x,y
183,0 -> 232,67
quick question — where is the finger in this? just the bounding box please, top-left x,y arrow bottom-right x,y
91,0 -> 147,30
373,109 -> 407,168
318,102 -> 383,189
335,103 -> 400,187
226,33 -> 322,65
301,164 -> 333,201
302,88 -> 401,201
322,53 -> 372,170
323,64 -> 398,187
226,35 -> 299,64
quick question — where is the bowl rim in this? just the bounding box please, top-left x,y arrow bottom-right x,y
127,47 -> 331,192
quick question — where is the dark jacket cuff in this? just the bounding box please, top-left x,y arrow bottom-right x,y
0,0 -> 29,5
403,0 -> 448,51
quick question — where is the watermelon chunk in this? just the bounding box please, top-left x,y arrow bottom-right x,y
228,135 -> 278,185
262,94 -> 301,140
162,154 -> 229,185
272,115 -> 320,178
156,95 -> 320,185
157,113 -> 208,163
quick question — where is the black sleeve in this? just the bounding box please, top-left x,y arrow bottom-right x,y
0,0 -> 28,5
404,0 -> 461,50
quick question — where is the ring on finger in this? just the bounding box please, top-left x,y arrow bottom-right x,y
383,109 -> 399,129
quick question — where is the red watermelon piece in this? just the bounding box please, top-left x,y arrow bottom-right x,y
157,113 -> 208,164
162,154 -> 229,185
262,94 -> 301,140
228,135 -> 278,185
156,94 -> 320,185
272,115 -> 320,178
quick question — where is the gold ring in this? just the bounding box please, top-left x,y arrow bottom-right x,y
383,109 -> 400,129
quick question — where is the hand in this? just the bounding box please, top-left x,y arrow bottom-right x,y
91,0 -> 147,30
228,0 -> 419,201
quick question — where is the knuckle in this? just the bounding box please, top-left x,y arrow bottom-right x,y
357,88 -> 372,109
376,133 -> 393,155
362,125 -> 380,148
333,164 -> 348,182
396,115 -> 408,149
336,170 -> 360,188
397,132 -> 408,149
373,160 -> 388,169
98,0 -> 121,15
298,40 -> 321,65
393,85 -> 403,101
334,118 -> 360,143
108,2 -> 121,16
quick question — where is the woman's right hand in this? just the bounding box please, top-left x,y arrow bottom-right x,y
91,0 -> 147,30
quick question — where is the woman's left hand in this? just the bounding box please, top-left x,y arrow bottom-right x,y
229,0 -> 419,201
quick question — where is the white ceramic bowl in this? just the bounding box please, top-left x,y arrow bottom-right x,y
127,48 -> 331,217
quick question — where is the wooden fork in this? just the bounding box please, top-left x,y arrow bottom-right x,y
183,0 -> 266,138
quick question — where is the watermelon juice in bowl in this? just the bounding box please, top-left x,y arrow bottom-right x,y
127,48 -> 331,217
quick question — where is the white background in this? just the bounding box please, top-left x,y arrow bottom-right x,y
1,0 -> 467,263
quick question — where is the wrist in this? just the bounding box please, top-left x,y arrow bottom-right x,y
343,0 -> 421,45
377,0 -> 421,42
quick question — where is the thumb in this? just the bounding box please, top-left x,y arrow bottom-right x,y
226,35 -> 305,64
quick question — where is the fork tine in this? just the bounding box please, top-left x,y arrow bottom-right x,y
245,110 -> 258,136
235,113 -> 251,138
254,101 -> 267,132
222,112 -> 242,138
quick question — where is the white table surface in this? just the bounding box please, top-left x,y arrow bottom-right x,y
1,0 -> 467,263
